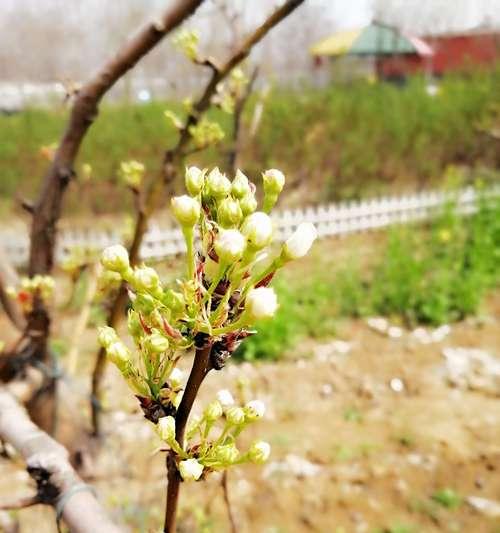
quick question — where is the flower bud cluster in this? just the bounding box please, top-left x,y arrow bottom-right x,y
156,390 -> 270,481
7,275 -> 56,313
119,160 -> 145,189
98,165 -> 315,479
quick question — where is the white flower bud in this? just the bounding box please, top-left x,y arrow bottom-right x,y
169,368 -> 183,389
225,406 -> 245,425
245,287 -> 278,321
171,195 -> 201,227
97,326 -> 118,348
239,193 -> 258,216
185,166 -> 206,196
241,212 -> 273,249
244,400 -> 266,421
232,169 -> 251,199
214,229 -> 246,264
133,266 -> 161,293
106,341 -> 130,369
217,197 -> 243,228
204,400 -> 223,421
216,389 -> 235,408
283,222 -> 318,260
205,168 -> 231,200
248,441 -> 271,464
144,329 -> 169,353
157,416 -> 176,443
101,244 -> 130,273
179,458 -> 204,481
263,169 -> 285,195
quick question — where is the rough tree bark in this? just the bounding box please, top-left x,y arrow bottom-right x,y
0,389 -> 122,533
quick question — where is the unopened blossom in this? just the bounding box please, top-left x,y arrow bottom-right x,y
214,444 -> 240,464
205,167 -> 231,199
169,368 -> 184,389
217,389 -> 235,407
244,400 -> 266,421
232,169 -> 251,199
144,330 -> 169,353
171,195 -> 201,227
97,326 -> 118,348
133,266 -> 161,293
214,229 -> 246,264
106,341 -> 130,369
179,458 -> 204,481
248,441 -> 271,464
204,400 -> 223,421
225,406 -> 245,425
239,193 -> 258,216
245,287 -> 278,321
157,416 -> 176,443
262,169 -> 285,195
282,222 -> 318,260
101,244 -> 130,273
217,197 -> 243,228
241,212 -> 273,249
185,166 -> 206,196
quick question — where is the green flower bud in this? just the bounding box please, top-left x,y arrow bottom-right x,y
120,160 -> 145,188
241,212 -> 273,250
144,329 -> 169,353
157,416 -> 176,443
133,293 -> 156,315
185,166 -> 206,196
106,341 -> 130,370
101,244 -> 130,273
171,195 -> 201,227
248,440 -> 271,464
163,289 -> 185,313
179,458 -> 204,481
214,444 -> 239,464
127,310 -> 143,338
214,229 -> 246,264
262,168 -> 285,196
205,168 -> 231,200
239,193 -> 258,216
231,169 -> 251,199
132,266 -> 161,294
203,256 -> 220,282
97,326 -> 118,348
217,197 -> 243,228
225,406 -> 245,426
204,400 -> 223,422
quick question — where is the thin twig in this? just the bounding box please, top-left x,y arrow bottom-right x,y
0,495 -> 41,511
164,342 -> 213,533
221,471 -> 238,533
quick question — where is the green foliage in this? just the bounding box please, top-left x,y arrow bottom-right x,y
1,68 -> 499,213
334,193 -> 500,325
431,488 -> 463,509
234,276 -> 335,361
237,194 -> 499,360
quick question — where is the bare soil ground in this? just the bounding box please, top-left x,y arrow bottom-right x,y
1,290 -> 499,533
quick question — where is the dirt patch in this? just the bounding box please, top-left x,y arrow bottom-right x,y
1,295 -> 499,533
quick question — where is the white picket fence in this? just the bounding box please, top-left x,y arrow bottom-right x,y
1,186 -> 498,268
